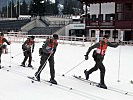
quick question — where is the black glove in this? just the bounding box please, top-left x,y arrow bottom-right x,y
84,55 -> 88,60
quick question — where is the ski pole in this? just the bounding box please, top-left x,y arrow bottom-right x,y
117,44 -> 121,82
35,53 -> 52,77
11,50 -> 27,58
9,42 -> 11,67
62,60 -> 85,76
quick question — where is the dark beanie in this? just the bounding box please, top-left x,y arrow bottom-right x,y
103,34 -> 109,39
31,36 -> 35,39
0,32 -> 4,36
53,34 -> 59,39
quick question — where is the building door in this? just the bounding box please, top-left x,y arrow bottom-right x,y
124,31 -> 132,41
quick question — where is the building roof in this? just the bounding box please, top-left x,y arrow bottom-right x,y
79,0 -> 132,4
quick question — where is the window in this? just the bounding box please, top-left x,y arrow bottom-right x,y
98,14 -> 103,21
116,3 -> 123,12
125,12 -> 132,20
91,30 -> 95,37
88,14 -> 90,20
105,30 -> 110,37
117,13 -> 123,20
125,3 -> 132,11
99,30 -> 103,37
124,3 -> 132,20
113,30 -> 118,38
91,15 -> 97,22
105,14 -> 111,22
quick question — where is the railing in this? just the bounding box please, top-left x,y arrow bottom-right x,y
119,41 -> 133,46
6,33 -> 133,46
6,34 -> 86,46
87,20 -> 114,26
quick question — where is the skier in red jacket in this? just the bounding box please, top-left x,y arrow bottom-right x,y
84,34 -> 119,89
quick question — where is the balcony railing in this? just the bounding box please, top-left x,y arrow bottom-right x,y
86,20 -> 133,29
115,20 -> 133,29
87,20 -> 114,26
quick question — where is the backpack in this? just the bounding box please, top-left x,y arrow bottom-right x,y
39,48 -> 43,56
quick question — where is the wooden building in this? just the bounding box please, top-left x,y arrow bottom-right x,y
79,0 -> 133,42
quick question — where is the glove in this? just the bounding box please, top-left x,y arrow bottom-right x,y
84,55 -> 88,60
9,41 -> 11,45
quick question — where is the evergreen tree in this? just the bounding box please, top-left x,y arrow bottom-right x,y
21,0 -> 28,15
11,0 -> 15,17
29,0 -> 45,16
63,0 -> 83,15
54,0 -> 59,15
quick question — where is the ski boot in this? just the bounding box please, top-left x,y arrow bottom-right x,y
49,79 -> 57,85
28,64 -> 33,68
84,69 -> 89,80
35,72 -> 40,81
20,63 -> 26,67
97,83 -> 107,89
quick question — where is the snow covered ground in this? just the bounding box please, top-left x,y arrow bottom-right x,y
0,39 -> 133,100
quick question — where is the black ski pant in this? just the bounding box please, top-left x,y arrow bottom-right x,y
88,58 -> 105,85
0,48 -> 2,65
37,54 -> 55,80
22,50 -> 32,65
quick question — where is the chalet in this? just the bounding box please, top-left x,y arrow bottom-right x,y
79,0 -> 133,42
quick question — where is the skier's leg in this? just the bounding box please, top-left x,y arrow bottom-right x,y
28,51 -> 32,67
0,49 -> 2,68
48,56 -> 55,80
85,62 -> 99,80
21,51 -> 28,66
48,56 -> 57,84
35,55 -> 48,76
99,62 -> 105,85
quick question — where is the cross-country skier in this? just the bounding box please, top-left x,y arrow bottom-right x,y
0,32 -> 11,69
35,34 -> 59,84
21,36 -> 35,68
84,34 -> 119,89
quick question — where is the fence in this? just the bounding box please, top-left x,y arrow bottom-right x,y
6,34 -> 86,46
6,33 -> 133,46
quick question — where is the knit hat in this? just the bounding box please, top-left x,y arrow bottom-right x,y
53,34 -> 59,39
30,36 -> 35,39
0,32 -> 4,36
103,34 -> 109,39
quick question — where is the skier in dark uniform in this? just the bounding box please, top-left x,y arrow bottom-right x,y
21,36 -> 35,68
0,32 -> 11,69
35,34 -> 59,84
84,34 -> 119,89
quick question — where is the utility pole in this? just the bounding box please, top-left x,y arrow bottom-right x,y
7,0 -> 8,18
16,0 -> 17,16
11,0 -> 12,18
19,0 -> 20,16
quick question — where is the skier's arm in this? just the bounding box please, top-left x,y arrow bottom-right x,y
53,43 -> 58,54
3,38 -> 10,45
86,43 -> 100,56
107,42 -> 119,48
32,42 -> 35,53
42,39 -> 49,54
22,40 -> 28,50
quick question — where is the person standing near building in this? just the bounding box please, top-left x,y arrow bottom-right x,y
84,34 -> 119,89
0,32 -> 10,69
21,36 -> 35,68
35,34 -> 59,84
